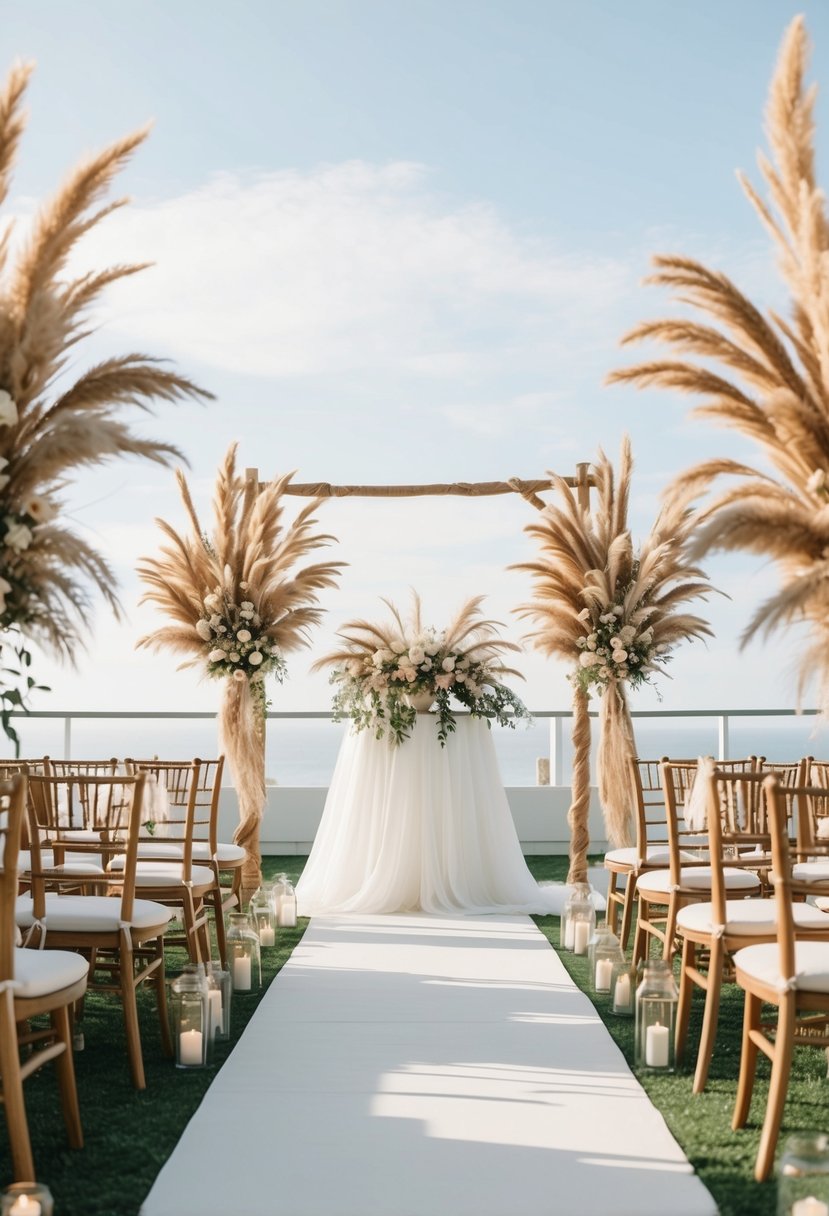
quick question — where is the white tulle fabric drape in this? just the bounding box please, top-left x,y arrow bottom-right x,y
296,715 -> 562,916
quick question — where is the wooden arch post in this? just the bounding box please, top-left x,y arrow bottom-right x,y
233,466 -> 594,898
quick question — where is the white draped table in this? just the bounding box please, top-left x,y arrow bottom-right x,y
296,714 -> 564,916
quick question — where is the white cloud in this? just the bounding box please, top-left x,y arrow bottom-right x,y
68,161 -> 633,381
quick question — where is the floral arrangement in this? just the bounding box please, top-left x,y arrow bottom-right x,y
0,64 -> 210,751
573,589 -> 661,694
198,582 -> 287,713
314,594 -> 530,746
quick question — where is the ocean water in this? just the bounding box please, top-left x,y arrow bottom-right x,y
6,711 -> 829,787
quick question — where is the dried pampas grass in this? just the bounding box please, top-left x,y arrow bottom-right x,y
513,438 -> 713,876
608,17 -> 829,712
0,60 -> 211,678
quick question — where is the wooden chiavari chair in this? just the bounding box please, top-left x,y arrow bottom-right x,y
15,773 -> 174,1089
0,775 -> 88,1179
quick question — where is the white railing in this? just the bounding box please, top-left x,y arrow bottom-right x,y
6,706 -> 822,785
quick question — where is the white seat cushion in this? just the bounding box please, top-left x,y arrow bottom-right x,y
18,848 -> 105,876
134,841 -> 246,865
734,939 -> 829,992
605,845 -> 698,869
15,893 -> 175,934
107,857 -> 215,887
13,946 -> 89,999
636,866 -> 760,895
793,861 -> 829,885
677,898 -> 829,936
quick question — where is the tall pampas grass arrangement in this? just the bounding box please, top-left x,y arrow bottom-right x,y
0,61 -> 210,748
608,17 -> 829,713
513,438 -> 713,882
138,445 -> 344,894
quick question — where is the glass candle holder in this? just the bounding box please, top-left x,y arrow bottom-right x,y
1,1184 -> 54,1216
249,888 -> 277,947
227,911 -> 262,992
635,959 -> 678,1071
590,926 -> 624,995
778,1133 -> 829,1215
207,960 -> 232,1039
560,881 -> 591,951
609,959 -> 636,1016
170,964 -> 213,1069
278,879 -> 297,928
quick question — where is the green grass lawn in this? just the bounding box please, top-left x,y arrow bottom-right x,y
5,855 -> 829,1216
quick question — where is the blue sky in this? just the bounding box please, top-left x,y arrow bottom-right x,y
4,0 -> 829,719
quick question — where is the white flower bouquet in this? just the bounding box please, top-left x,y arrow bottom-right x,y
314,594 -> 530,746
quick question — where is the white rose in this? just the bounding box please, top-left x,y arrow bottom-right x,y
455,672 -> 466,682
230,652 -> 241,663
599,666 -> 612,679
237,629 -> 252,643
612,605 -> 624,616
441,657 -> 456,672
195,619 -> 212,640
22,494 -> 56,523
240,601 -> 254,611
0,391 -> 18,427
4,521 -> 32,552
204,593 -> 220,611
209,648 -> 225,662
233,668 -> 247,681
249,651 -> 264,666
408,646 -> 426,666
579,651 -> 600,668
619,624 -> 636,643
613,649 -> 628,663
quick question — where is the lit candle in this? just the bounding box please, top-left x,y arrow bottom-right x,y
279,895 -> 297,928
613,973 -> 631,1011
9,1197 -> 42,1216
208,988 -> 222,1037
573,921 -> 590,955
179,1028 -> 203,1066
564,918 -> 575,950
595,958 -> 613,992
232,955 -> 252,991
792,1199 -> 829,1216
259,925 -> 275,947
645,1022 -> 670,1068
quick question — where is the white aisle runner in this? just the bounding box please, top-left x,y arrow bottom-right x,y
141,914 -> 717,1216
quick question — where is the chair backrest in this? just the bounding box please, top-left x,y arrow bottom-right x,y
0,775 -> 26,985
629,758 -> 671,861
44,757 -> 120,777
25,773 -> 147,932
765,774 -> 806,985
124,758 -> 224,856
703,768 -> 785,923
660,760 -> 709,884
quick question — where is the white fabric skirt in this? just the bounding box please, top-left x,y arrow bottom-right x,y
296,715 -> 565,916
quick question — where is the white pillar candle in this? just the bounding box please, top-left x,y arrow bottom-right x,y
208,988 -> 222,1037
9,1197 -> 42,1216
645,1022 -> 670,1068
792,1199 -> 829,1216
564,918 -> 575,950
232,956 -> 252,991
179,1028 -> 203,1066
279,895 -> 297,928
259,925 -> 275,946
613,973 -> 631,1011
595,958 -> 613,992
573,920 -> 590,955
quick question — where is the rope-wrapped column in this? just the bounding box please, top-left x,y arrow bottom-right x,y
219,677 -> 266,903
567,686 -> 591,885
597,683 -> 637,848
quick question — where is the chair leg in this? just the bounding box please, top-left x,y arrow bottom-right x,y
693,939 -> 724,1095
119,945 -> 147,1090
755,995 -> 797,1181
52,1005 -> 83,1149
0,1004 -> 35,1181
733,990 -> 762,1130
620,877 -> 636,953
675,936 -> 695,1065
153,936 -> 174,1059
606,871 -> 620,935
662,894 -> 680,962
632,896 -> 649,968
212,885 -> 228,969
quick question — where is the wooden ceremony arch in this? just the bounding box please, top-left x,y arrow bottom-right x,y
239,465 -> 596,892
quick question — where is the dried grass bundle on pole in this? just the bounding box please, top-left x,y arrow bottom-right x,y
513,440 -> 713,882
137,445 -> 344,897
0,61 -> 211,746
609,17 -> 829,711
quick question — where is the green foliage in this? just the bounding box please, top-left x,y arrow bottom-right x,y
0,630 -> 48,756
